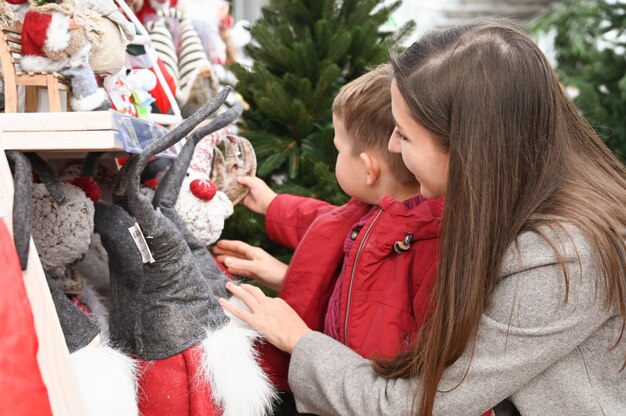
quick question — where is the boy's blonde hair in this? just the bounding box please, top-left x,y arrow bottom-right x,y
332,64 -> 417,186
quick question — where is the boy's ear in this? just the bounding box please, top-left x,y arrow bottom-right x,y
360,152 -> 380,186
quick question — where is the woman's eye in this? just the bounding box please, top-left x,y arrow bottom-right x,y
394,129 -> 407,141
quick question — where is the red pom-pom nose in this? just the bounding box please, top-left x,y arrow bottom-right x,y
189,178 -> 217,201
71,177 -> 101,203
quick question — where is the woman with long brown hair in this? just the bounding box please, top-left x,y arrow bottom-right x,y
220,18 -> 626,415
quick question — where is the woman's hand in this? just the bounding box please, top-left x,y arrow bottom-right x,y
213,240 -> 287,291
219,282 -> 311,353
238,176 -> 277,215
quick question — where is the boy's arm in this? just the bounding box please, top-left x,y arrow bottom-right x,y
265,194 -> 337,249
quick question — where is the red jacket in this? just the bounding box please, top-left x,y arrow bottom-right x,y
260,194 -> 443,391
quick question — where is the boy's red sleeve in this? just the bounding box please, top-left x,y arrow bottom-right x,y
264,194 -> 336,249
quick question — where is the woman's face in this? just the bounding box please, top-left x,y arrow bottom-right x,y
388,80 -> 449,198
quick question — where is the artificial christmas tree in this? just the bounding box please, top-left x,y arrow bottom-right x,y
224,0 -> 414,251
531,0 -> 626,162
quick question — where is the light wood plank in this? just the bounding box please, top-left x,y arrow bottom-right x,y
0,111 -> 119,132
0,130 -> 124,151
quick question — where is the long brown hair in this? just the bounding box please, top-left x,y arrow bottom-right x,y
373,18 -> 626,415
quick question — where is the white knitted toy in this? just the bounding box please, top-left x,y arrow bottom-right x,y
174,170 -> 233,246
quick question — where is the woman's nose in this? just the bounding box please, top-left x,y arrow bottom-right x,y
388,132 -> 400,153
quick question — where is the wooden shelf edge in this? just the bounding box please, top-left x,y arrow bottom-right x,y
1,130 -> 124,152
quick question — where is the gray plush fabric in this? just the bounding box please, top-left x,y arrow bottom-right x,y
121,88 -> 235,360
25,153 -> 94,277
152,103 -> 243,299
46,274 -> 100,353
289,225 -> 626,415
93,201 -> 142,354
31,182 -> 94,278
59,65 -> 100,100
5,151 -> 32,270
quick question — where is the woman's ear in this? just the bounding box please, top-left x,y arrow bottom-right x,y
360,152 -> 381,186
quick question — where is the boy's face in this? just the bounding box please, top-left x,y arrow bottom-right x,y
333,115 -> 369,201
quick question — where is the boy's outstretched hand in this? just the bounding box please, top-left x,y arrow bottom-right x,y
238,176 -> 278,215
219,282 -> 311,353
213,240 -> 287,291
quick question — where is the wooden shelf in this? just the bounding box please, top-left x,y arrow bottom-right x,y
0,111 -> 119,132
1,130 -> 124,152
0,111 -> 124,152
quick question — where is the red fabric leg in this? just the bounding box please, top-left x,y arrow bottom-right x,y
137,343 -> 222,416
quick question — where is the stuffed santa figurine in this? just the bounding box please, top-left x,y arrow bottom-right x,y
20,0 -> 112,111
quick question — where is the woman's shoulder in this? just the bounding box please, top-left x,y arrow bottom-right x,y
492,221 -> 624,320
487,221 -> 622,333
499,221 -> 607,278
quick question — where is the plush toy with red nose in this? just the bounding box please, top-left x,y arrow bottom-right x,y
175,170 -> 233,246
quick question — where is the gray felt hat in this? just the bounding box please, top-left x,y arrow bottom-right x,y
5,150 -> 100,353
97,88 -> 240,360
152,94 -> 242,299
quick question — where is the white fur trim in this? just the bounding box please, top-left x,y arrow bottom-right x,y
70,343 -> 139,416
45,12 -> 72,52
200,297 -> 277,416
71,88 -> 109,111
19,54 -> 70,72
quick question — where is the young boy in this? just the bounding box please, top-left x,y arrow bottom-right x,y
214,64 -> 443,411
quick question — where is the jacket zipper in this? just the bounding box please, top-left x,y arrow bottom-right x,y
343,208 -> 384,344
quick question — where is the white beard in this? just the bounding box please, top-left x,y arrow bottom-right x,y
70,341 -> 139,416
199,297 -> 277,416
